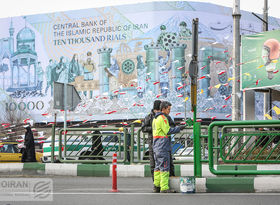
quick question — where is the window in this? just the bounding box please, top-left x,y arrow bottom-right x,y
103,135 -> 118,143
0,144 -> 16,153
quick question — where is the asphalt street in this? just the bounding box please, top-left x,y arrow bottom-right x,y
0,176 -> 279,205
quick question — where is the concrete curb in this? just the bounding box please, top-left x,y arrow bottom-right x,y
170,177 -> 280,193
0,163 -> 279,192
0,163 -> 216,177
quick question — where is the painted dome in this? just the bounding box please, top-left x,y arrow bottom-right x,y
16,27 -> 35,42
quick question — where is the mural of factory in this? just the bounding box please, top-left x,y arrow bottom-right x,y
70,18 -> 231,103
70,21 -> 189,99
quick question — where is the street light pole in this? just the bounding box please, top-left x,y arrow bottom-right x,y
263,0 -> 270,119
263,0 -> 268,31
232,0 -> 241,121
189,18 -> 201,177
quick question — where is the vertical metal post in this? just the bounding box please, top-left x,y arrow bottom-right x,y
63,83 -> 67,161
130,124 -> 134,164
189,18 -> 201,177
54,113 -> 57,126
51,124 -> 55,163
183,73 -> 187,120
137,130 -> 141,161
64,83 -> 67,135
263,0 -> 270,118
123,128 -> 128,163
263,0 -> 268,31
190,19 -> 199,121
194,122 -> 202,177
213,126 -> 218,164
232,0 -> 241,121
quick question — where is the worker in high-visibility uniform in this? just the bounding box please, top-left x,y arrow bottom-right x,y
152,101 -> 184,193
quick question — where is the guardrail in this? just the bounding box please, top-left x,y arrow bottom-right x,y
55,128 -> 129,163
136,126 -> 208,164
208,120 -> 280,175
50,124 -> 209,165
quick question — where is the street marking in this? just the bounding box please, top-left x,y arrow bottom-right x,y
50,192 -> 280,196
61,188 -> 152,191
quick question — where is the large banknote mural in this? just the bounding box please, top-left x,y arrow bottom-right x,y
0,1 -> 279,123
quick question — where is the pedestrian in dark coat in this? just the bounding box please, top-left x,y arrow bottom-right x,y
166,115 -> 175,177
91,130 -> 104,159
24,126 -> 36,162
142,100 -> 161,181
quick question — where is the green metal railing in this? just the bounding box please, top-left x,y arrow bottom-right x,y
136,126 -> 208,164
49,120 -> 280,177
51,124 -> 209,165
56,127 -> 128,163
208,120 -> 280,175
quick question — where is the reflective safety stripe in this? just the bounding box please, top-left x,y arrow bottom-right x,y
153,136 -> 168,139
161,115 -> 168,124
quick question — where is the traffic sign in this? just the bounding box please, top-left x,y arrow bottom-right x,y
53,82 -> 81,111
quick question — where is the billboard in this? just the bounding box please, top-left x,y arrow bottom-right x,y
0,1 -> 279,123
242,30 -> 280,90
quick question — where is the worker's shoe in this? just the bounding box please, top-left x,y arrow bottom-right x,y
153,186 -> 160,193
160,189 -> 176,193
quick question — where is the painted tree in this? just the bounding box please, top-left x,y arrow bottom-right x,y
0,98 -> 29,126
0,53 -> 10,90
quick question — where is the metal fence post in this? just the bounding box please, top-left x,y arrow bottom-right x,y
137,129 -> 141,162
194,121 -> 202,177
213,126 -> 218,165
51,124 -> 55,163
123,128 -> 128,163
130,124 -> 134,164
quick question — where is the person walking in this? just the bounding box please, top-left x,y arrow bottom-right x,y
152,101 -> 184,193
23,126 -> 36,162
91,125 -> 104,160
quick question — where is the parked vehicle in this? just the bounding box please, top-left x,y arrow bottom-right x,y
0,142 -> 42,162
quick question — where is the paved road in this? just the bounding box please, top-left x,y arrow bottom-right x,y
0,176 -> 279,205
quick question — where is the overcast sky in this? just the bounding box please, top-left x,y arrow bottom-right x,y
0,0 -> 278,19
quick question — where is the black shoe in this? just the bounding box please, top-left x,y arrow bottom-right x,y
160,189 -> 176,193
153,186 -> 160,193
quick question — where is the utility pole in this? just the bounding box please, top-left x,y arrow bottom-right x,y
232,0 -> 241,121
263,0 -> 268,31
263,0 -> 270,119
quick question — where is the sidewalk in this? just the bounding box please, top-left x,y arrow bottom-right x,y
0,163 -> 280,193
